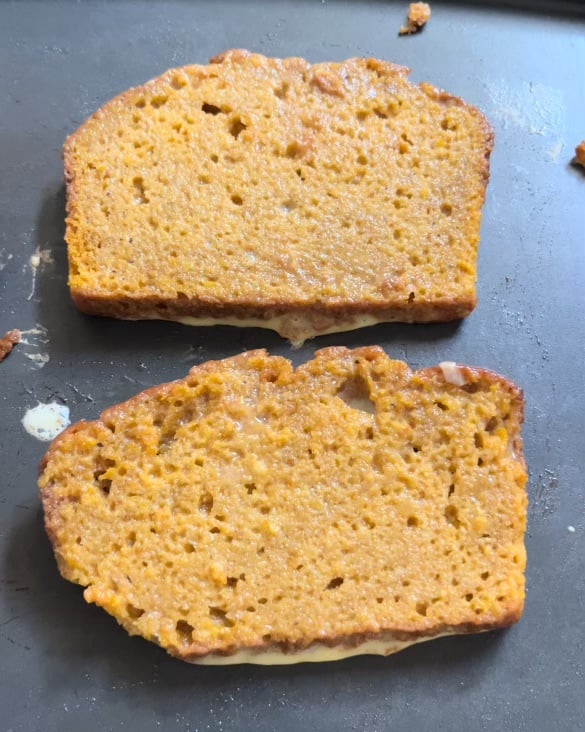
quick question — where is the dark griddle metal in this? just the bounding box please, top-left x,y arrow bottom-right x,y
1,2 -> 584,730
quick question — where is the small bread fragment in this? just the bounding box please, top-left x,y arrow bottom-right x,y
399,2 -> 431,35
573,140 -> 585,168
64,51 -> 493,345
39,347 -> 527,665
0,329 -> 21,363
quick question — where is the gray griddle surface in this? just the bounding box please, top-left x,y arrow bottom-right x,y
1,2 -> 584,730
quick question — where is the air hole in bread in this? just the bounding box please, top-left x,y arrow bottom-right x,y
229,117 -> 246,139
416,602 -> 428,616
396,186 -> 413,199
202,103 -> 222,115
176,619 -> 194,644
93,456 -> 115,495
285,141 -> 303,159
274,82 -> 289,99
157,427 -> 177,454
326,577 -> 344,590
127,603 -> 144,619
485,417 -> 498,432
170,73 -> 187,90
444,505 -> 461,528
199,492 -> 214,514
208,607 -> 234,627
336,375 -> 375,414
150,94 -> 168,109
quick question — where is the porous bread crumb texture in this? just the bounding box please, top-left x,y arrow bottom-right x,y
64,51 -> 493,340
39,347 -> 527,663
399,3 -> 432,35
574,140 -> 585,168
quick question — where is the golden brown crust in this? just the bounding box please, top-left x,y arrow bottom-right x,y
70,290 -> 474,343
0,329 -> 21,363
179,606 -> 523,662
573,140 -> 585,168
63,52 -> 494,342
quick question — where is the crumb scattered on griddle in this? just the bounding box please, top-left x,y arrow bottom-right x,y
399,2 -> 431,35
573,141 -> 585,169
0,329 -> 21,363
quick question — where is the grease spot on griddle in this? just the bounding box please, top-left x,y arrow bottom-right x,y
22,401 -> 70,441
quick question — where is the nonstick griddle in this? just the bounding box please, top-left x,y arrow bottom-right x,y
1,1 -> 584,730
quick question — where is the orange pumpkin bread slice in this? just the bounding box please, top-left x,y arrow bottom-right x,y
39,347 -> 526,664
64,51 -> 494,345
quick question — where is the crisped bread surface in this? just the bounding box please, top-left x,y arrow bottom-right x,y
64,51 -> 494,343
39,347 -> 527,664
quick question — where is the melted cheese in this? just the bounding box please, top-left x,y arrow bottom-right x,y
192,632 -> 452,665
174,314 -> 382,348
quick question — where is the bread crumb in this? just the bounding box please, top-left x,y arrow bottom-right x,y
439,361 -> 466,387
0,329 -> 21,363
399,2 -> 431,35
573,141 -> 585,168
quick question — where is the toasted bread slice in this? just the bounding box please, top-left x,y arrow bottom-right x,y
39,347 -> 526,664
64,51 -> 494,345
